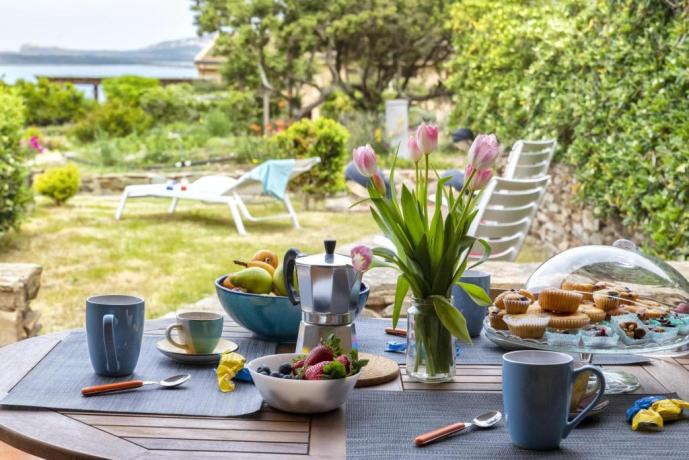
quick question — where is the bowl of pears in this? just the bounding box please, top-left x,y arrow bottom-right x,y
215,249 -> 302,341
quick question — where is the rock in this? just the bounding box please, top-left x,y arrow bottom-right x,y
0,263 -> 42,346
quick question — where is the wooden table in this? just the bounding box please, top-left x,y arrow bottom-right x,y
1,317 -> 689,459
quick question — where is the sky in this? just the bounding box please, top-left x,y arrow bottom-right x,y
0,0 -> 198,51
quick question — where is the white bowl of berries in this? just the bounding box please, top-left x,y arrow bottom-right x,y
247,336 -> 368,413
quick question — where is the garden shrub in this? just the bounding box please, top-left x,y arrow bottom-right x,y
273,118 -> 350,196
204,110 -> 233,137
448,0 -> 689,259
139,84 -> 199,124
15,78 -> 90,126
102,76 -> 160,106
34,163 -> 81,205
71,101 -> 152,142
0,86 -> 32,235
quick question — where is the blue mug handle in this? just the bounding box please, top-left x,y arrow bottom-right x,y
562,365 -> 606,438
102,314 -> 119,374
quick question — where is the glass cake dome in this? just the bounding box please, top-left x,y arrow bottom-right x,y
525,240 -> 689,309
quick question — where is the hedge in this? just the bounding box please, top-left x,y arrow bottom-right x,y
0,87 -> 31,235
448,0 -> 689,259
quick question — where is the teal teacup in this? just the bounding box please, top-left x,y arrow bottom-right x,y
165,312 -> 224,354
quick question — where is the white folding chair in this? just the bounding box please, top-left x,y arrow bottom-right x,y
468,175 -> 551,261
504,139 -> 556,179
115,158 -> 320,235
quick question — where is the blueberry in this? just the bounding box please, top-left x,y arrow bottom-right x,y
257,366 -> 271,375
270,372 -> 283,378
279,363 -> 293,375
282,374 -> 293,379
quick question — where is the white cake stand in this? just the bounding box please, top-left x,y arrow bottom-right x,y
483,318 -> 689,394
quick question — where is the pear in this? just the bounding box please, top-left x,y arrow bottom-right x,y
229,267 -> 273,294
272,265 -> 289,297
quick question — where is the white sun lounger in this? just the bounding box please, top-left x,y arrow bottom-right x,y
114,158 -> 321,235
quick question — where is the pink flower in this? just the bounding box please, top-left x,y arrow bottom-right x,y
352,144 -> 377,177
465,164 -> 493,191
371,171 -> 386,195
416,123 -> 439,155
351,245 -> 373,273
407,136 -> 422,163
468,134 -> 499,170
28,136 -> 44,153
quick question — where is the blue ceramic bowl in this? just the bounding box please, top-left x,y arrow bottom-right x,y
214,275 -> 370,342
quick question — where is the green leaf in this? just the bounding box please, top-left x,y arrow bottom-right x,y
456,281 -> 492,306
400,185 -> 424,242
468,238 -> 492,270
431,295 -> 472,345
392,274 -> 409,328
323,360 -> 347,379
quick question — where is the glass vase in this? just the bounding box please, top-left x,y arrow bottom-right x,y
406,297 -> 456,383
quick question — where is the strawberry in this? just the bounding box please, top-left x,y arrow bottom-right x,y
292,358 -> 305,370
335,355 -> 350,374
304,360 -> 347,380
304,344 -> 334,366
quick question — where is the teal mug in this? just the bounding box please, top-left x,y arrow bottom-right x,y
502,350 -> 605,450
165,312 -> 224,354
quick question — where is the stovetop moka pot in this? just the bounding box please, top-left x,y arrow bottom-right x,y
283,240 -> 362,325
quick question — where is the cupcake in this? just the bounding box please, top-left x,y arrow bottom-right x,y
503,314 -> 549,339
503,294 -> 531,314
578,305 -> 606,323
561,279 -> 595,301
538,288 -> 583,314
494,289 -> 518,310
527,303 -> 543,314
488,307 -> 508,330
619,287 -> 638,305
593,290 -> 620,311
546,312 -> 590,330
518,289 -> 536,303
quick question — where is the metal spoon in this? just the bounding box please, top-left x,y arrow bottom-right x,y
415,410 -> 502,446
81,374 -> 191,396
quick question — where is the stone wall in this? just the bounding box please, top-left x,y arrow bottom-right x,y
79,171 -> 231,195
0,264 -> 42,346
529,163 -> 645,256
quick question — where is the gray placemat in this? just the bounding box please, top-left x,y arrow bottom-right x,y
355,318 -> 649,366
1,332 -> 276,417
346,391 -> 683,459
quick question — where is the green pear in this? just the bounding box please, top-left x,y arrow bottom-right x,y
272,265 -> 289,297
272,265 -> 299,297
230,267 -> 273,294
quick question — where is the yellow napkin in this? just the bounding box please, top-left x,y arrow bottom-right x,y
216,352 -> 246,392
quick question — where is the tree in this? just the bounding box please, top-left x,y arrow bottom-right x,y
192,0 -> 454,116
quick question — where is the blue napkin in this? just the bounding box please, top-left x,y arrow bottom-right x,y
244,159 -> 296,199
385,340 -> 462,358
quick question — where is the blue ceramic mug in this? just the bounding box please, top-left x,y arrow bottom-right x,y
502,350 -> 605,450
86,295 -> 145,377
452,270 -> 490,337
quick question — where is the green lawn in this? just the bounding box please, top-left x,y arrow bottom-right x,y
0,195 -> 379,333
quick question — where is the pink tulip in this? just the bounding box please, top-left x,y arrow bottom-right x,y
352,144 -> 378,177
416,123 -> 439,155
407,136 -> 422,163
465,164 -> 493,191
468,134 -> 500,170
351,245 -> 373,273
371,171 -> 387,195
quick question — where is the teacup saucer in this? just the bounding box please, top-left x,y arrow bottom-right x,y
569,396 -> 610,419
156,339 -> 239,365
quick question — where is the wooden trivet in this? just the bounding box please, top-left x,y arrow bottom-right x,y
355,352 -> 400,387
